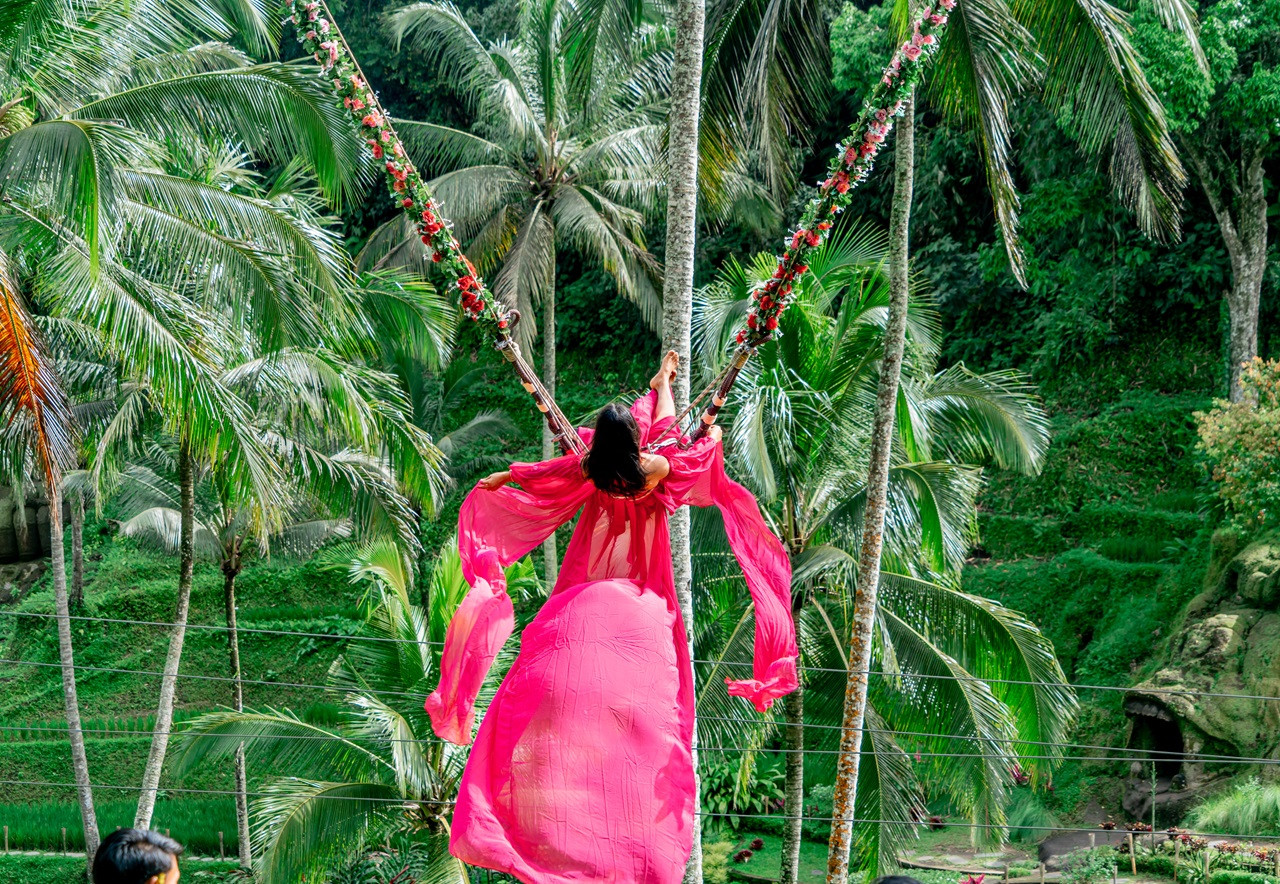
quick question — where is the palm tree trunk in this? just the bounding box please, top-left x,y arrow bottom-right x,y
541,270 -> 559,588
779,682 -> 805,884
223,558 -> 252,869
135,439 -> 196,830
663,0 -> 705,873
69,489 -> 84,607
48,479 -> 99,865
825,94 -> 915,884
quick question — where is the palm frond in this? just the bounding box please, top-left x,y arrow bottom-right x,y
251,779 -> 405,883
1016,0 -> 1186,241
878,573 -> 1078,781
0,119 -> 146,267
904,364 -> 1050,475
72,64 -> 368,206
491,203 -> 554,353
926,0 -> 1037,284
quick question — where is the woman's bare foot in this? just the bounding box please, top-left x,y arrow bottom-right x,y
650,349 -> 679,390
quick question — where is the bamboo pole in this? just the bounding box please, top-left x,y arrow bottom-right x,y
1129,834 -> 1136,875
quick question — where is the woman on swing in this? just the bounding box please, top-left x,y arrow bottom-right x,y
426,350 -> 798,884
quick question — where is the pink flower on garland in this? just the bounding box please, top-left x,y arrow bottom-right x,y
369,140 -> 383,159
833,171 -> 850,193
306,29 -> 317,40
318,18 -> 330,33
904,43 -> 922,61
921,33 -> 936,45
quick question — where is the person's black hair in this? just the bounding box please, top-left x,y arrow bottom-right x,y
583,402 -> 646,496
93,828 -> 183,884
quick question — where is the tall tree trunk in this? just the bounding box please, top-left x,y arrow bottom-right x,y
48,479 -> 99,865
826,95 -> 915,884
663,0 -> 704,873
135,439 -> 195,830
69,489 -> 84,608
223,554 -> 252,869
1184,142 -> 1269,401
541,274 -> 559,588
779,680 -> 805,884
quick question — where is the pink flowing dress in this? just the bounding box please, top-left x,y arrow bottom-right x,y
425,391 -> 799,884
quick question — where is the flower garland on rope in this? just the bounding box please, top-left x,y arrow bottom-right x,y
290,0 -> 506,331
290,0 -> 594,454
737,0 -> 953,348
287,0 -> 950,447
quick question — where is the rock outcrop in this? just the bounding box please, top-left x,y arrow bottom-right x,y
1122,531 -> 1280,824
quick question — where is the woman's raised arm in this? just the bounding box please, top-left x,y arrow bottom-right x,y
425,454 -> 593,744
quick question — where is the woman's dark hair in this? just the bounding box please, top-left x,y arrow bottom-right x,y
584,403 -> 646,496
93,828 -> 182,884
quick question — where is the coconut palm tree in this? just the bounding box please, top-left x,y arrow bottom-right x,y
0,253 -> 96,864
110,322 -> 438,867
692,225 -> 1072,881
175,538 -> 538,883
825,4 -> 1201,874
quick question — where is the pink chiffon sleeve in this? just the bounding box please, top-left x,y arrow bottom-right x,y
664,432 -> 799,713
425,454 -> 592,744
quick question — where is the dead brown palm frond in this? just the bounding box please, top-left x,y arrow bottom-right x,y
0,250 -> 74,482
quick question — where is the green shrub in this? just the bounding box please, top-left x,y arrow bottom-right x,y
1207,872 -> 1276,884
0,856 -> 239,884
1061,848 -> 1118,884
1062,504 -> 1205,548
699,754 -> 785,833
1136,854 -> 1178,878
1187,779 -> 1280,837
702,841 -> 735,884
1007,790 -> 1060,843
977,514 -> 1068,560
1198,359 -> 1280,532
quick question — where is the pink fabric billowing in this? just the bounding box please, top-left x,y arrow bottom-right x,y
425,392 -> 798,884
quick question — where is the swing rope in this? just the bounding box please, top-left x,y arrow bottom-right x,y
286,0 -> 952,452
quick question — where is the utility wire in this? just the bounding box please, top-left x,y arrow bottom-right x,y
7,776 -> 1280,843
2,610 -> 1264,704
1,720 -> 1274,768
0,719 -> 1217,761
